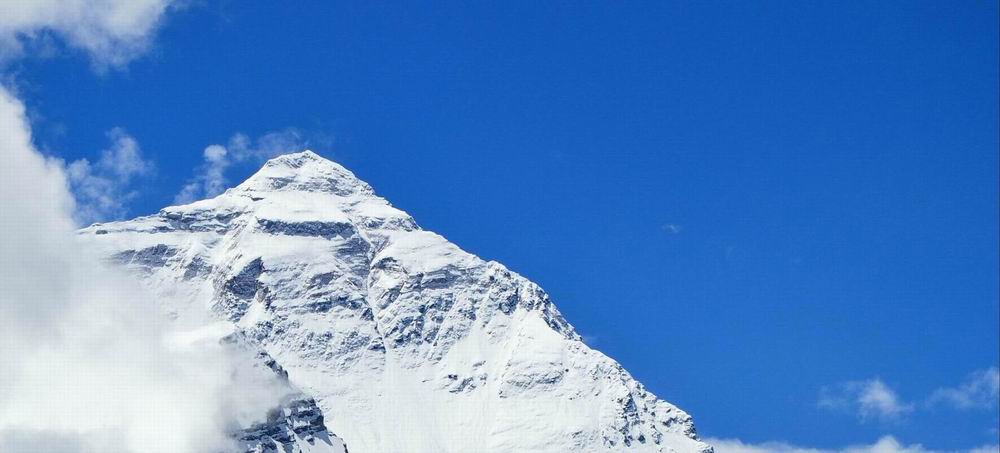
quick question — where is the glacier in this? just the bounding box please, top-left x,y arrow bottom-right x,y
80,151 -> 712,453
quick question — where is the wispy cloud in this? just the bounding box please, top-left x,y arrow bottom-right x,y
819,378 -> 914,423
175,144 -> 229,205
820,368 -> 1000,428
706,435 -> 996,453
63,127 -> 154,225
662,223 -> 683,234
927,368 -> 999,411
174,128 -> 322,204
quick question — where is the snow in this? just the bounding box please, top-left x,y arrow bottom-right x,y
79,151 -> 712,453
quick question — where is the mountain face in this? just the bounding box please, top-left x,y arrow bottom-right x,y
80,151 -> 712,453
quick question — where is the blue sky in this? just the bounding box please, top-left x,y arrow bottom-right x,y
5,1 -> 998,450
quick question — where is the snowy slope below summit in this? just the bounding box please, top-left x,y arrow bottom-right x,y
80,151 -> 712,453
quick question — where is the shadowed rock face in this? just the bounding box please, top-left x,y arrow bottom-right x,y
232,372 -> 347,453
81,151 -> 712,453
224,333 -> 348,453
235,398 -> 335,453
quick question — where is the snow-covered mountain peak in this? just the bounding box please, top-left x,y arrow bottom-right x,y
80,151 -> 713,453
233,150 -> 374,197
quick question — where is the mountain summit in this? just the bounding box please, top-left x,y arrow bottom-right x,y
234,150 -> 374,196
81,151 -> 712,453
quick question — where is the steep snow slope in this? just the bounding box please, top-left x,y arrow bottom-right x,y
80,151 -> 712,453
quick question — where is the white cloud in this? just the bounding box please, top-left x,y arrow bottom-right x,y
705,437 -> 825,453
927,368 -> 1000,411
662,223 -> 683,234
174,128 -> 312,204
819,378 -> 914,422
63,127 -> 153,225
0,0 -> 179,69
0,84 -> 287,453
175,144 -> 229,204
706,436 -> 997,453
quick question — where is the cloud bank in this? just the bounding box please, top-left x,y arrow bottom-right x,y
706,436 -> 998,453
0,80 -> 288,453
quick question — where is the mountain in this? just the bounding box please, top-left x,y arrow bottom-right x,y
80,151 -> 712,453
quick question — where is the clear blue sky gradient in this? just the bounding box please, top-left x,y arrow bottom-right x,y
14,1 -> 998,449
